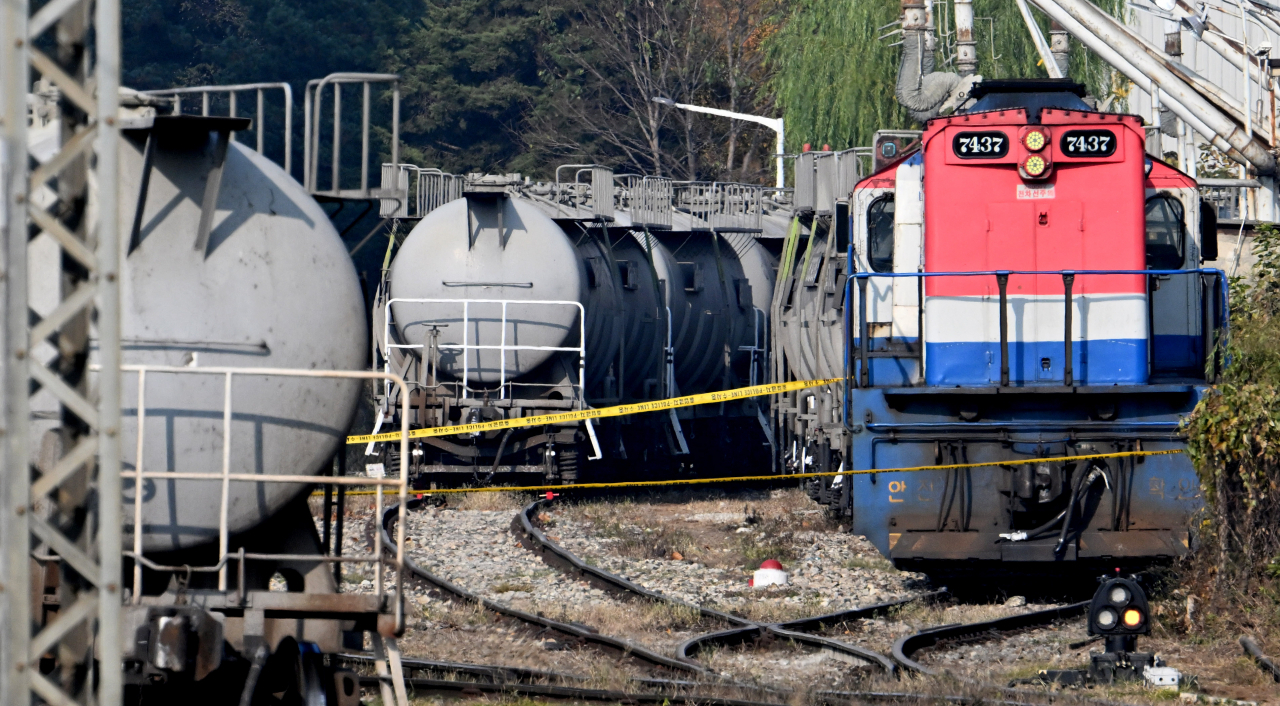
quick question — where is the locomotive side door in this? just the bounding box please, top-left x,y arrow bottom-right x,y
853,188 -> 895,339
1145,186 -> 1199,376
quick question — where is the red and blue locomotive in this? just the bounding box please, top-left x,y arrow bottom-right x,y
782,80 -> 1221,583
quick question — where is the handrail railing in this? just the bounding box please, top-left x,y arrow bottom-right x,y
843,268 -> 1228,395
379,165 -> 462,219
117,364 -> 410,631
304,73 -> 401,200
140,82 -> 293,172
383,298 -> 586,406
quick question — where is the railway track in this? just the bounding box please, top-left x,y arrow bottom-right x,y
512,497 -> 941,676
336,650 -> 1050,706
378,498 -> 709,676
377,496 -> 1136,706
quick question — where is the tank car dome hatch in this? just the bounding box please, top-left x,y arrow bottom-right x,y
111,117 -> 366,552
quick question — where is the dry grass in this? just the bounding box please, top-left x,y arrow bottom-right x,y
449,490 -> 534,512
559,487 -> 834,571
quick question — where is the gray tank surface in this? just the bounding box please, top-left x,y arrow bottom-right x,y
385,177 -> 775,406
391,197 -> 619,389
115,119 -> 366,552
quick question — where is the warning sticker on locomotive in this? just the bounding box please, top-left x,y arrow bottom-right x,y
1016,184 -> 1055,200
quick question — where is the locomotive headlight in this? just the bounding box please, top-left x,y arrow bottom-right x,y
1123,608 -> 1145,628
1109,585 -> 1131,606
1095,608 -> 1118,629
1023,129 -> 1047,151
1022,155 -> 1048,177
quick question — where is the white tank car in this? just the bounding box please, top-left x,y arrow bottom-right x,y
115,118 -> 366,552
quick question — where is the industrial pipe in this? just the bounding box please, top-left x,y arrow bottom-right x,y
897,0 -> 963,120
1030,0 -> 1277,174
954,0 -> 978,76
1051,21 -> 1072,76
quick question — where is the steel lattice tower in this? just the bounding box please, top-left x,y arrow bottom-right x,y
1,0 -> 122,704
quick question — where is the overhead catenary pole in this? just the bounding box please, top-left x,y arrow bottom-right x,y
652,97 -> 786,189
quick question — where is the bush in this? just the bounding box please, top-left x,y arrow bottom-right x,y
1184,224 -> 1280,587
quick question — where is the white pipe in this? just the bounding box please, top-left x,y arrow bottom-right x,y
1015,0 -> 1066,78
1030,0 -> 1221,139
1032,0 -> 1276,174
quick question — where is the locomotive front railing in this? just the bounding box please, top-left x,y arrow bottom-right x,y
113,365 -> 411,631
844,268 -> 1229,394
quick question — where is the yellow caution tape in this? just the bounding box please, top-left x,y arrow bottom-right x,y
312,448 -> 1184,497
346,378 -> 843,445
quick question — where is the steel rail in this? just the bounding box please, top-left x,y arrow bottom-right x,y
378,501 -> 706,675
892,601 -> 1091,676
338,651 -> 1050,706
381,502 -> 1084,706
514,498 -> 937,676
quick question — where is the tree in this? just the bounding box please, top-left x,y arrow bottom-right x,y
764,0 -> 1126,153
531,0 -> 778,182
386,0 -> 566,175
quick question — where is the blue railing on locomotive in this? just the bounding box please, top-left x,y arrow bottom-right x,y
840,268 -> 1229,369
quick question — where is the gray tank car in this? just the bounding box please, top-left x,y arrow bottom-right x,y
373,172 -> 775,483
117,117 -> 366,553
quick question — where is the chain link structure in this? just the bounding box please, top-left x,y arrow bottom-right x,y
2,0 -> 122,704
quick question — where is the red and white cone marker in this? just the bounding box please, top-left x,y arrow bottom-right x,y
750,559 -> 788,588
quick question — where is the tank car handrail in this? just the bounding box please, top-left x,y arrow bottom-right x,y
140,82 -> 293,172
844,268 -> 1228,393
304,72 -> 401,200
383,298 -> 586,406
114,364 -> 411,632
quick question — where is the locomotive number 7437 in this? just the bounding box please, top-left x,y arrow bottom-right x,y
953,131 -> 1009,158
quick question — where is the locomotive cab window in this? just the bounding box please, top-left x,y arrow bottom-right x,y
867,195 -> 895,273
1145,194 -> 1186,270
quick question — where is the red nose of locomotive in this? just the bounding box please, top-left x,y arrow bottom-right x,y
921,81 -> 1148,386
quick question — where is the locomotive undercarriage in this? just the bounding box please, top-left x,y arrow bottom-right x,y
798,386 -> 1201,587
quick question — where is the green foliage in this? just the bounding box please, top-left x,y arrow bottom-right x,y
763,0 -> 909,152
764,0 -> 1126,152
387,0 -> 565,174
1185,224 -> 1280,582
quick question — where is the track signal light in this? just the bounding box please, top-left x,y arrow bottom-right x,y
1089,577 -> 1149,638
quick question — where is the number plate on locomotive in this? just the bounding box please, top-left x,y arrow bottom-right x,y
1060,129 -> 1116,157
952,131 -> 1009,158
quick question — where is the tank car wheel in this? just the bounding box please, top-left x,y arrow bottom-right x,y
244,638 -> 333,706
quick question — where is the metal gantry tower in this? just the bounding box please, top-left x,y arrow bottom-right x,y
1,0 -> 122,704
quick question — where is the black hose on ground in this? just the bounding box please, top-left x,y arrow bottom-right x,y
1241,636 -> 1280,682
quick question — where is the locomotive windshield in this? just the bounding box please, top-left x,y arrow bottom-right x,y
1145,194 -> 1187,269
867,195 -> 895,273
